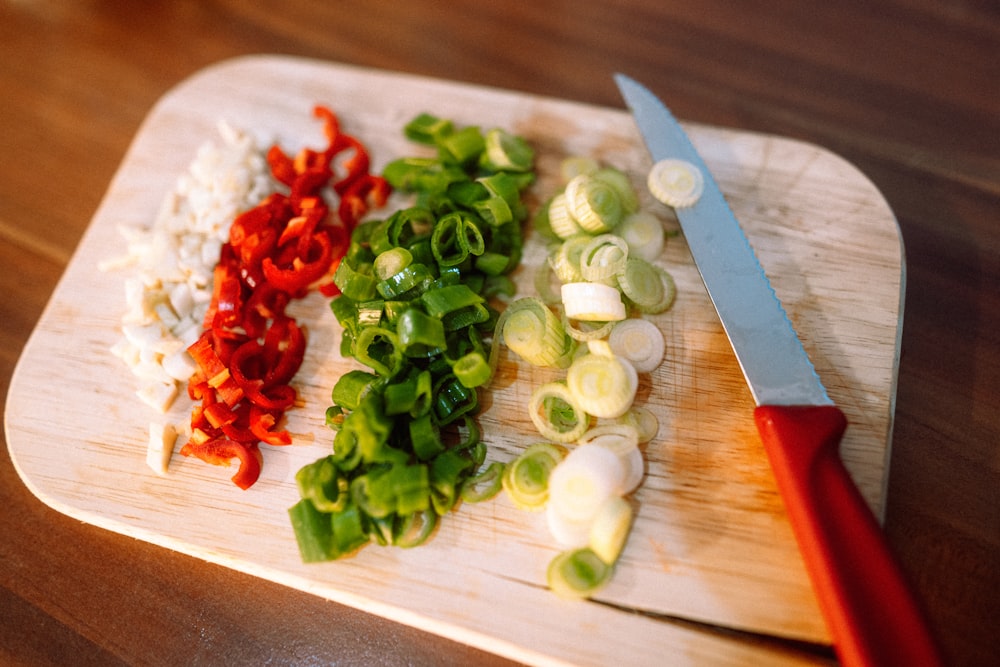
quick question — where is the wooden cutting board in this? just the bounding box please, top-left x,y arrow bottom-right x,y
5,55 -> 904,666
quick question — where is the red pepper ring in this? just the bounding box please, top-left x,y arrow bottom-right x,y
266,145 -> 298,187
229,340 -> 298,411
180,438 -> 262,490
339,173 -> 391,229
261,231 -> 334,294
265,321 -> 306,387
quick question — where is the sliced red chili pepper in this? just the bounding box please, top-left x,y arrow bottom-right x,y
267,145 -> 297,187
180,438 -> 262,490
184,105 -> 389,490
249,405 -> 292,446
260,231 -> 333,295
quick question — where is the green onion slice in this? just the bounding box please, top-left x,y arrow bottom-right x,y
528,381 -> 590,443
546,547 -> 613,599
502,442 -> 566,511
565,349 -> 638,419
607,317 -> 665,373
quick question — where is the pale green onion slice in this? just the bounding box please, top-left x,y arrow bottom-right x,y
565,351 -> 638,419
547,192 -> 583,239
562,315 -> 617,342
592,167 -> 639,214
648,158 -> 704,208
501,297 -> 573,368
481,127 -> 535,172
561,282 -> 626,322
564,173 -> 624,233
528,382 -> 590,443
502,442 -> 566,511
373,247 -> 413,281
546,547 -> 612,599
547,443 -> 624,523
616,257 -> 665,310
589,496 -> 633,564
618,211 -> 665,261
608,318 -> 665,373
637,265 -> 677,315
547,234 -> 590,284
579,234 -> 629,284
577,423 -> 640,453
616,406 -> 660,443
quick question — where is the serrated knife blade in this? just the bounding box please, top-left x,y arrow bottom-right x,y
615,73 -> 941,667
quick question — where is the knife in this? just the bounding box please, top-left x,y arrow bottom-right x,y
614,73 -> 942,667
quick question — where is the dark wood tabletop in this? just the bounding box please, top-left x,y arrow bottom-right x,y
2,2 -> 997,665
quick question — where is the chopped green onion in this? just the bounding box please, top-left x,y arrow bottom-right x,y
647,158 -> 704,208
403,112 -> 454,145
564,173 -> 625,233
579,234 -> 630,284
499,297 -> 574,368
561,282 -> 626,322
480,127 -> 535,172
528,381 -> 590,443
547,443 -> 624,523
592,167 -> 639,214
617,406 -> 660,443
618,211 -> 665,261
374,246 -> 414,280
502,442 -> 566,511
546,193 -> 582,239
565,348 -> 638,419
607,317 -> 665,373
546,547 -> 612,599
451,350 -> 492,388
460,461 -> 505,502
559,156 -> 600,182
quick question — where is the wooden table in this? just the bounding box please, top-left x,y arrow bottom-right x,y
1,2 -> 996,665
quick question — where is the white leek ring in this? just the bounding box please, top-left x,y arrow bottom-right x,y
528,382 -> 590,443
561,282 -> 626,322
608,318 -> 665,373
648,158 -> 704,208
565,351 -> 638,419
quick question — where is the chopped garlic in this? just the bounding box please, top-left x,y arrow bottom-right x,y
146,422 -> 178,475
102,121 -> 275,417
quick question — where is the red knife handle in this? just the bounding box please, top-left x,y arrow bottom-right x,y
754,405 -> 943,667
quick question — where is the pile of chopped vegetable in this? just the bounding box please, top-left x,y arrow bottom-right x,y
496,156 -> 677,598
288,113 -> 535,560
179,106 -> 390,489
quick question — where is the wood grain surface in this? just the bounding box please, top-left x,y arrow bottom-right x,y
5,55 -> 906,667
1,3 -> 997,666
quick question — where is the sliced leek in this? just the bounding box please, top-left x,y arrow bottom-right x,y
618,211 -> 665,261
546,547 -> 612,599
608,317 -> 665,373
499,297 -> 574,368
648,158 -> 704,208
546,192 -> 583,239
564,173 -> 625,233
565,350 -> 638,419
502,442 -> 566,511
588,496 -> 633,564
546,443 -> 624,523
528,382 -> 590,443
616,406 -> 660,444
561,282 -> 626,322
579,234 -> 629,284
